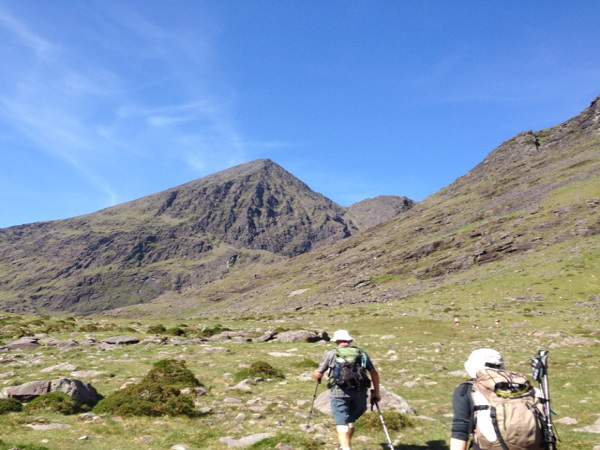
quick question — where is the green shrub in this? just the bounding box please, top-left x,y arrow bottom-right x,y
0,398 -> 22,414
357,411 -> 413,431
197,323 -> 230,337
235,361 -> 285,382
292,358 -> 319,369
144,359 -> 203,389
0,440 -> 49,450
94,383 -> 195,417
147,324 -> 167,334
94,359 -> 202,417
78,323 -> 99,332
25,392 -> 80,415
167,327 -> 186,336
43,321 -> 76,333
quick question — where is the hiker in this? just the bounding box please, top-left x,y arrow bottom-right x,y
313,329 -> 381,450
451,348 -> 548,450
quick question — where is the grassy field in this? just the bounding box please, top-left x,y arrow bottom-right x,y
1,236 -> 599,449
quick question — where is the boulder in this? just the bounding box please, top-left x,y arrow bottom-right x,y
255,330 -> 277,343
219,433 -> 274,448
41,363 -> 78,373
26,423 -> 71,431
313,385 -> 415,416
209,331 -> 253,343
1,380 -> 50,401
2,378 -> 102,405
556,417 -> 578,425
102,336 -> 140,345
70,370 -> 105,379
275,330 -> 324,343
7,336 -> 39,350
574,417 -> 600,433
50,378 -> 102,405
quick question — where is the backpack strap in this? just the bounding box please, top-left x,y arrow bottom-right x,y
489,407 -> 510,450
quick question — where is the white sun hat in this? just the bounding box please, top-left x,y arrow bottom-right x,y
332,329 -> 354,342
464,348 -> 504,378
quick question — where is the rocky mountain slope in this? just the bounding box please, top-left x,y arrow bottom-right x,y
346,195 -> 414,230
122,96 -> 600,318
0,160 -> 395,314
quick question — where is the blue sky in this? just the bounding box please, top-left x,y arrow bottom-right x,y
1,1 -> 599,228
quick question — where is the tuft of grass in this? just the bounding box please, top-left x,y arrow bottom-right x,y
0,398 -> 22,415
144,359 -> 203,390
25,392 -> 81,415
248,433 -> 321,449
292,358 -> 319,369
147,324 -> 167,334
234,361 -> 285,382
94,383 -> 196,417
0,441 -> 50,450
357,411 -> 414,431
197,323 -> 230,337
94,359 -> 202,417
166,327 -> 187,336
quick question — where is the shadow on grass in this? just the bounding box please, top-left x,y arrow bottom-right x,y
379,440 -> 449,450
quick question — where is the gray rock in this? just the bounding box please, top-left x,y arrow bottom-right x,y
2,380 -> 50,401
255,330 -> 277,342
275,444 -> 295,450
50,378 -> 102,405
180,386 -> 208,397
70,370 -> 105,379
209,331 -> 253,343
297,372 -> 313,382
230,380 -> 254,393
203,346 -> 230,353
219,433 -> 274,448
268,352 -> 295,358
574,417 -> 600,433
102,336 -> 140,345
26,423 -> 71,431
314,385 -> 415,416
556,417 -> 578,425
41,363 -> 78,373
7,336 -> 39,350
2,378 -> 102,405
275,330 -> 322,343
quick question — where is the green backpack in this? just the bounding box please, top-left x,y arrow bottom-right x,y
328,347 -> 371,390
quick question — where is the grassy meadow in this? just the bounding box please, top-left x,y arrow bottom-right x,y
1,234 -> 599,449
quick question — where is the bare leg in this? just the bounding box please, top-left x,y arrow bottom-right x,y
336,425 -> 351,450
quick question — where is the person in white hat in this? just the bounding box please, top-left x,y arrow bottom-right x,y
451,348 -> 505,450
313,329 -> 380,450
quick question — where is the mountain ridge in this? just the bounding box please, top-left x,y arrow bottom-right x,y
0,158 -> 414,314
110,95 -> 599,318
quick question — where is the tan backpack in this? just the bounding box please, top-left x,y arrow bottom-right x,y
471,368 -> 546,450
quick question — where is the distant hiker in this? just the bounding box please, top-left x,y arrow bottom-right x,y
451,348 -> 549,450
495,319 -> 501,328
313,329 -> 380,450
453,317 -> 460,327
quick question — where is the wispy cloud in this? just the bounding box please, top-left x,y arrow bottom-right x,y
0,3 -> 251,211
0,9 -> 55,55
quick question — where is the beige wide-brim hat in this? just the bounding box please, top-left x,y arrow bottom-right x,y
332,329 -> 353,342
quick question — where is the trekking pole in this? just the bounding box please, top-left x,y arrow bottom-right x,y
307,381 -> 319,426
373,400 -> 395,450
532,350 -> 558,450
